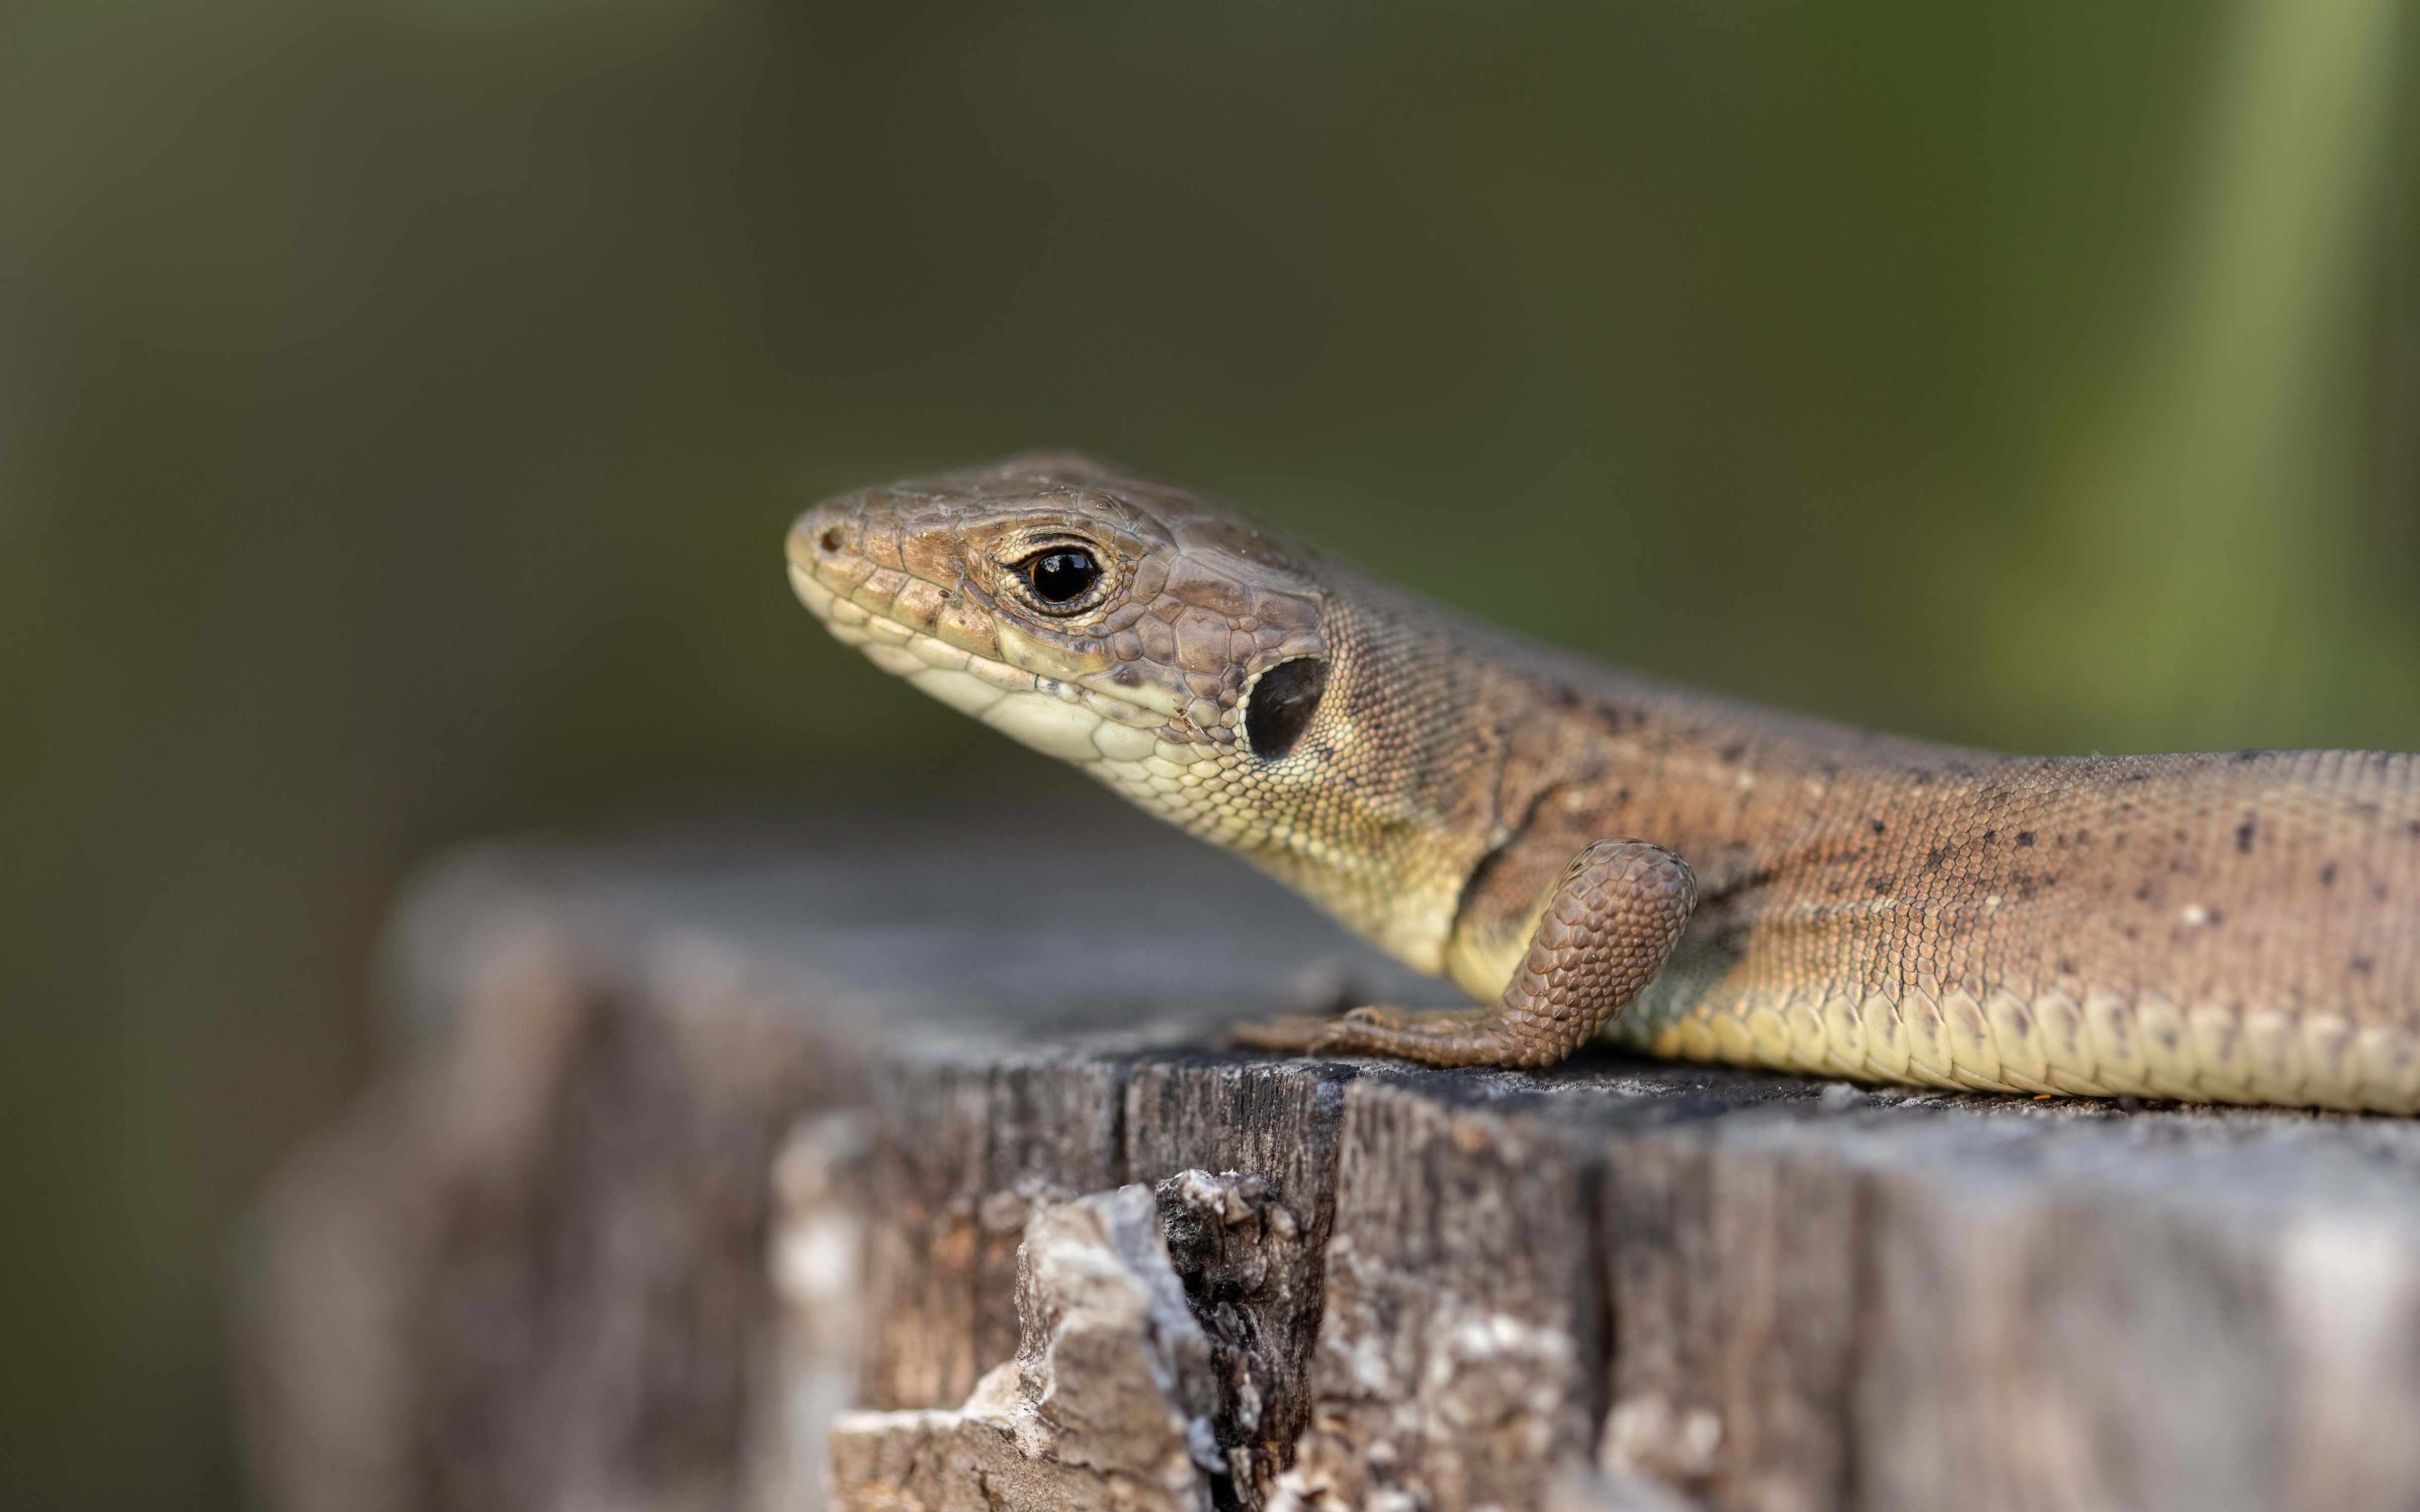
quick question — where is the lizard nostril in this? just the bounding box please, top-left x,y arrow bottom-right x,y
819,527 -> 843,552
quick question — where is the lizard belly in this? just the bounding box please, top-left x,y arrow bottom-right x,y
1608,960 -> 2420,1113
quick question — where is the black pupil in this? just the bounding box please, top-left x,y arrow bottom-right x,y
1028,549 -> 1100,604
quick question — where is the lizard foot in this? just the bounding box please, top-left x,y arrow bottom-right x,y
1307,839 -> 1698,1070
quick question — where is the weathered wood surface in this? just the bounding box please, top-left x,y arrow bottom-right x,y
241,797 -> 2420,1512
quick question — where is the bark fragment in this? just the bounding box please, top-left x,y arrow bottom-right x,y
828,1185 -> 1220,1512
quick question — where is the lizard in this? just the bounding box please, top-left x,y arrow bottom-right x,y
784,453 -> 2420,1112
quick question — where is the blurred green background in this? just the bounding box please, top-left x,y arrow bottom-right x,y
4,1 -> 2418,1505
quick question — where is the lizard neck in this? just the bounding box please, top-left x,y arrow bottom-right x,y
1205,572 -> 1513,975
1257,568 -> 1996,994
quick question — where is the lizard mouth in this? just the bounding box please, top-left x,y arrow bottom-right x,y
785,520 -> 1184,769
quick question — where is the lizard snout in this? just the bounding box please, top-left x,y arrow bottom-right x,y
786,503 -> 854,574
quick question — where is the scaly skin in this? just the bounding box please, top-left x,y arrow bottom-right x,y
785,454 -> 2420,1111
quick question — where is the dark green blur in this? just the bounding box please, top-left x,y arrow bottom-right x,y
4,3 -> 2417,1506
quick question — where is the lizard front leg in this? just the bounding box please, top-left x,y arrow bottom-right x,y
1303,839 -> 1696,1069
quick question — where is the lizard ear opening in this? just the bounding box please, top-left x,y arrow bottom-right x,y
1243,657 -> 1327,761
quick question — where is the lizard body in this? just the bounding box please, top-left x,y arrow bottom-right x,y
786,455 -> 2420,1111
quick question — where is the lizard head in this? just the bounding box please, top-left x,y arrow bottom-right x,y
786,452 -> 1516,973
785,453 -> 1341,844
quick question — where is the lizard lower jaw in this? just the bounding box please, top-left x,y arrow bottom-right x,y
786,559 -> 1179,768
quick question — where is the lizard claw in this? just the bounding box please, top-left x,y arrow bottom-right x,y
1304,1005 -> 1516,1066
1222,1013 -> 1344,1052
1307,1005 -> 1413,1052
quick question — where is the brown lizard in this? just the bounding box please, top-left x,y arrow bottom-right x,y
785,454 -> 2420,1111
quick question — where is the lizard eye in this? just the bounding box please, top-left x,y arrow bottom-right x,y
1020,547 -> 1103,607
1244,657 -> 1326,761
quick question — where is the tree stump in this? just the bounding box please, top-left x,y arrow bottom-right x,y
239,799 -> 2420,1512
